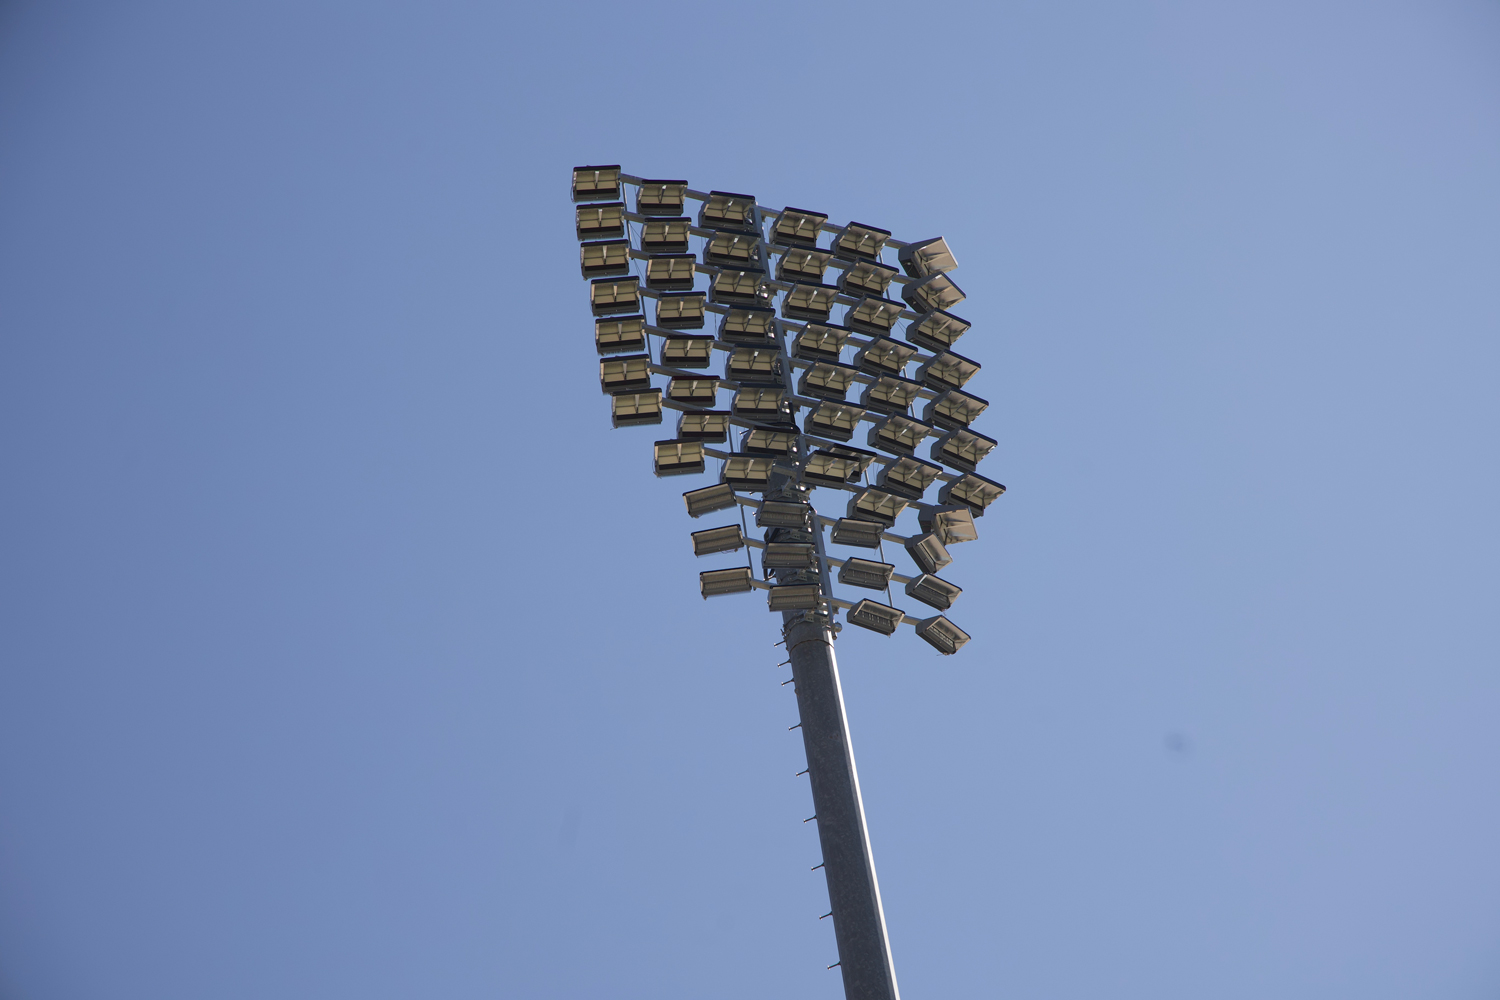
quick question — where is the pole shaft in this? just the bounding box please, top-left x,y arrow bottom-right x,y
785,613 -> 900,1000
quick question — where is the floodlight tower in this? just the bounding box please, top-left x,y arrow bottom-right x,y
573,166 -> 1004,1000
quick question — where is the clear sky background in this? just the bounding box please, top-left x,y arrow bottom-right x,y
1,2 -> 1497,998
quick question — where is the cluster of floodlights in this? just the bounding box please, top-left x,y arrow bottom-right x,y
573,166 -> 1003,654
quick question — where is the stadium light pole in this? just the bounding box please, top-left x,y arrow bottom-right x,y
573,166 -> 1004,1000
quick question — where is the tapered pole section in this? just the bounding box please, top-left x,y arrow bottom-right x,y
785,612 -> 901,1000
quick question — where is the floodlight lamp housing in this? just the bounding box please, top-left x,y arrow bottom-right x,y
917,350 -> 982,392
919,505 -> 980,544
641,218 -> 692,254
655,292 -> 707,329
692,524 -> 746,556
701,567 -> 754,598
590,276 -> 641,317
853,337 -> 917,377
719,308 -> 778,346
905,573 -> 962,611
869,415 -> 934,456
756,499 -> 812,529
931,428 -> 999,474
739,425 -> 799,457
772,207 -> 828,249
571,164 -> 621,203
611,389 -> 663,428
684,483 -> 737,518
802,451 -> 862,488
580,239 -> 631,278
839,260 -> 898,298
595,315 -> 647,355
777,247 -> 833,284
860,376 -> 923,416
727,348 -> 781,383
599,353 -> 652,395
936,473 -> 1007,514
654,439 -> 707,477
699,191 -> 758,233
576,202 -> 626,241
704,232 -> 761,269
906,310 -> 971,353
797,362 -> 858,402
636,179 -> 688,217
676,410 -> 731,443
833,221 -> 893,261
762,543 -> 817,570
904,532 -> 952,575
711,270 -> 771,308
847,599 -> 905,636
646,254 -> 698,291
902,272 -> 966,313
829,517 -> 884,549
661,335 -> 715,369
898,237 -> 958,279
668,378 -> 719,408
722,456 -> 775,489
847,488 -> 907,526
792,324 -> 852,362
846,296 -> 905,336
782,283 -> 840,323
732,387 -> 788,423
916,615 -> 970,654
838,557 -> 895,591
875,455 -> 943,500
922,389 -> 989,430
767,584 -> 822,611
804,402 -> 865,442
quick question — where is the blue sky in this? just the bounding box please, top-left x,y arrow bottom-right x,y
1,2 -> 1498,998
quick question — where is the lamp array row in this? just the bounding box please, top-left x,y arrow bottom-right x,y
679,483 -> 972,655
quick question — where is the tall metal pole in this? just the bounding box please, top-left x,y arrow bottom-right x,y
785,611 -> 900,1000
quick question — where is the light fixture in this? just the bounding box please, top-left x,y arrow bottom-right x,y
897,237 -> 957,278
802,451 -> 863,487
771,207 -> 828,248
723,456 -> 775,489
859,376 -> 922,416
763,542 -> 818,569
777,247 -> 833,284
646,254 -> 697,291
915,614 -> 970,654
699,191 -> 758,233
668,378 -> 718,407
701,567 -> 754,598
904,573 -> 961,610
611,389 -> 663,428
654,292 -> 706,329
838,557 -> 895,590
847,488 -> 907,526
845,296 -> 905,336
804,401 -> 865,442
829,517 -> 884,548
683,483 -> 737,517
832,222 -> 892,261
580,239 -> 631,278
719,308 -> 777,345
767,584 -> 821,611
692,524 -> 746,556
905,309 -> 970,353
936,473 -> 1006,513
853,337 -> 916,377
846,599 -> 905,636
782,282 -> 840,322
732,387 -> 787,422
711,270 -> 770,307
904,533 -> 952,574
636,179 -> 688,217
571,164 -> 621,202
791,324 -> 851,362
676,410 -> 731,442
930,428 -> 998,473
756,499 -> 811,529
727,348 -> 781,382
874,455 -> 942,500
740,426 -> 799,456
919,505 -> 979,544
838,260 -> 897,298
590,276 -> 641,316
797,361 -> 858,401
576,202 -> 626,241
916,350 -> 981,392
641,217 -> 691,254
705,231 -> 761,269
921,389 -> 988,430
868,415 -> 933,456
661,335 -> 715,368
599,353 -> 652,394
824,443 -> 877,477
654,439 -> 706,477
595,315 -> 647,355
900,272 -> 966,313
